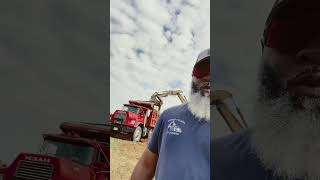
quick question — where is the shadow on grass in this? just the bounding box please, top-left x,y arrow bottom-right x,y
111,131 -> 148,143
110,132 -> 131,141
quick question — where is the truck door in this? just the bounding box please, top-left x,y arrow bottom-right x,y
94,146 -> 109,180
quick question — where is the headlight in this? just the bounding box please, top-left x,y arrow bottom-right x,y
130,120 -> 136,125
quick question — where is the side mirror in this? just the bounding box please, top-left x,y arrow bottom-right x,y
146,110 -> 151,117
0,161 -> 6,168
92,162 -> 108,170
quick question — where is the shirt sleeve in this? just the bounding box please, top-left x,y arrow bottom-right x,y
147,114 -> 165,155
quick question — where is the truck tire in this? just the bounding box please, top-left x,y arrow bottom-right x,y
132,126 -> 142,142
148,128 -> 153,140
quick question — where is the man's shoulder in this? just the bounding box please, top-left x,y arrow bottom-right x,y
160,103 -> 189,119
212,129 -> 269,180
213,129 -> 252,169
213,129 -> 252,158
214,129 -> 252,149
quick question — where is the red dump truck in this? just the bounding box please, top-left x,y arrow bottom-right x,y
0,122 -> 110,180
111,100 -> 160,142
110,90 -> 187,141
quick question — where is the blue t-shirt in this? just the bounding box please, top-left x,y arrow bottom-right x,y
212,130 -> 303,180
148,104 -> 210,180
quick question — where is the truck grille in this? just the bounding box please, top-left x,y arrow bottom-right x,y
114,112 -> 126,124
14,160 -> 53,180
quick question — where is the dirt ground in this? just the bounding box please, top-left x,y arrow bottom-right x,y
110,136 -> 147,180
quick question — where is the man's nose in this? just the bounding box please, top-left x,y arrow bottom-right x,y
202,75 -> 210,81
296,35 -> 320,65
200,81 -> 210,88
297,48 -> 320,65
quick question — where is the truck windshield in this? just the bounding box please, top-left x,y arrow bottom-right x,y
40,140 -> 95,165
123,105 -> 139,114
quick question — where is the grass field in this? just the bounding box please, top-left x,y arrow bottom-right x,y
110,136 -> 147,180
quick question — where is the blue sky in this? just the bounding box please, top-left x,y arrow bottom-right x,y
110,0 -> 210,112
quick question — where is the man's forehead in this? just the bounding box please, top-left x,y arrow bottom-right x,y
193,75 -> 210,81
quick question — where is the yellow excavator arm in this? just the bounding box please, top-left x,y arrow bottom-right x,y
149,89 -> 247,133
211,90 -> 248,132
150,90 -> 187,110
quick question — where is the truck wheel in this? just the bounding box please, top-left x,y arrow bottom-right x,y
132,126 -> 142,142
148,128 -> 153,140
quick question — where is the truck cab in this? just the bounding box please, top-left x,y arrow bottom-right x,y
110,101 -> 160,142
0,122 -> 110,180
110,90 -> 187,142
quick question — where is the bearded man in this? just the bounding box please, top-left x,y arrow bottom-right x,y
213,0 -> 320,180
130,49 -> 210,180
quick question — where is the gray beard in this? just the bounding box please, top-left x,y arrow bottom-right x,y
188,91 -> 210,121
251,91 -> 320,180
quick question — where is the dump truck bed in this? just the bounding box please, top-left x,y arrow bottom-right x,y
60,122 -> 110,142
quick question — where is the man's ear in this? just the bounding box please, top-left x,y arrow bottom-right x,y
260,37 -> 265,53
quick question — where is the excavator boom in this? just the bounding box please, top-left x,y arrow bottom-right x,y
150,90 -> 187,110
211,90 -> 248,133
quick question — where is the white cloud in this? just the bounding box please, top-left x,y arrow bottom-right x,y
110,0 -> 210,112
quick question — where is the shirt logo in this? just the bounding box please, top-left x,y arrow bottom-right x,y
167,119 -> 185,135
